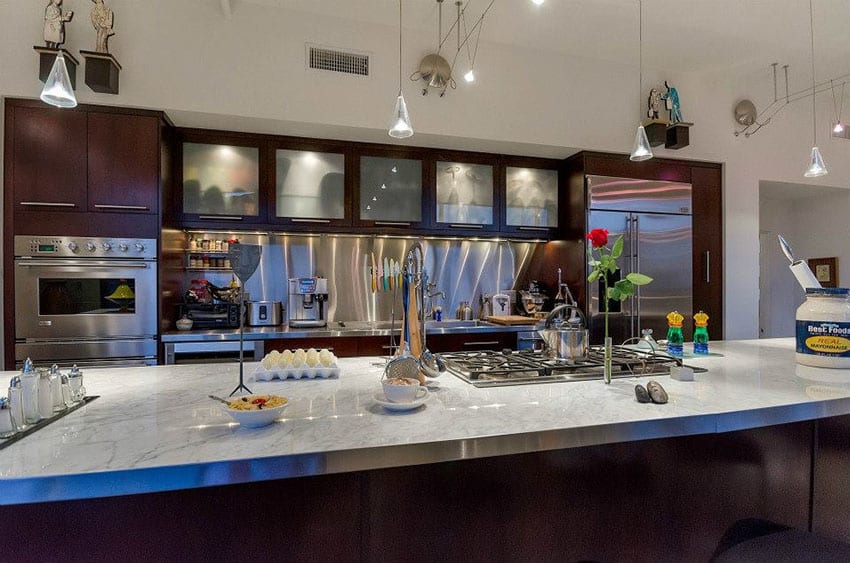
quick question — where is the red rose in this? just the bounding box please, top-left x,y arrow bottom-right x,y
586,229 -> 609,248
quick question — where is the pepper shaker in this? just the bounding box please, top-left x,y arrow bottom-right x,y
0,398 -> 17,439
8,376 -> 25,431
49,364 -> 65,413
20,360 -> 41,425
68,365 -> 85,403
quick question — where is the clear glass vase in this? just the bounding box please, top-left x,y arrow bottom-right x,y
603,336 -> 613,384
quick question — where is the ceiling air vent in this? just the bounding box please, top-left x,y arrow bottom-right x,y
306,44 -> 370,77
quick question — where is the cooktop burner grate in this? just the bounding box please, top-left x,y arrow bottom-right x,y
441,347 -> 705,387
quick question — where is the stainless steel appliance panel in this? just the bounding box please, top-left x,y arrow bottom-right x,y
587,175 -> 692,215
15,258 -> 157,340
633,212 -> 693,340
191,235 -> 538,325
15,338 -> 157,368
585,175 -> 693,344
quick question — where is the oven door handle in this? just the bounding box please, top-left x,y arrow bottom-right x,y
16,260 -> 152,268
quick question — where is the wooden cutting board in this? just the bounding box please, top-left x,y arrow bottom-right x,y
485,315 -> 541,326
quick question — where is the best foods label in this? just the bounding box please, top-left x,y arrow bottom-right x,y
796,321 -> 850,357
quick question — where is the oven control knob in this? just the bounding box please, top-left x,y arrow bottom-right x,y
118,243 -> 129,252
86,242 -> 97,252
67,242 -> 78,252
135,242 -> 146,253
101,242 -> 112,252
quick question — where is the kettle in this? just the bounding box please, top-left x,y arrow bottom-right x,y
538,303 -> 588,361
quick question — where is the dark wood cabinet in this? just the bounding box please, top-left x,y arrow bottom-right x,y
87,112 -> 159,214
11,105 -> 88,212
691,165 -> 723,333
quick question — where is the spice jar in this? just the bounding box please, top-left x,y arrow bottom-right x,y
20,360 -> 41,425
37,369 -> 53,419
49,365 -> 65,413
8,376 -> 25,431
68,365 -> 85,403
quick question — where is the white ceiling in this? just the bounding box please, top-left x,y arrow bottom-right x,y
234,0 -> 850,74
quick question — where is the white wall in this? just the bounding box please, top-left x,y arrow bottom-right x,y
2,0 -> 850,340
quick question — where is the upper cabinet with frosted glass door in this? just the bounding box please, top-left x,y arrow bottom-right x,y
432,152 -> 498,234
356,149 -> 428,230
501,157 -> 561,237
271,143 -> 350,227
179,133 -> 264,225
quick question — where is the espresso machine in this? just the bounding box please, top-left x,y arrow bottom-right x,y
288,277 -> 329,327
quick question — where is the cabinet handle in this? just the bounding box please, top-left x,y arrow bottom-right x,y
704,251 -> 710,284
199,215 -> 243,221
518,226 -> 550,231
381,345 -> 400,350
449,224 -> 484,229
19,201 -> 75,208
94,204 -> 149,211
291,218 -> 331,224
517,337 -> 542,342
463,340 -> 500,347
374,221 -> 411,227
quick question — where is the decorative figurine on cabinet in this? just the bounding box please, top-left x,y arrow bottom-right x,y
90,0 -> 115,53
647,88 -> 663,120
661,81 -> 683,124
43,0 -> 73,48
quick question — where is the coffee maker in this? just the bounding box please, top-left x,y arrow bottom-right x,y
288,277 -> 328,327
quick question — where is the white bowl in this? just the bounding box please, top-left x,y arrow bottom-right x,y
382,377 -> 423,403
222,401 -> 287,428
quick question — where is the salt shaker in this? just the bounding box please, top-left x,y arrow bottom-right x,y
37,369 -> 53,420
0,398 -> 17,439
68,365 -> 85,403
8,376 -> 25,431
20,360 -> 41,425
49,364 -> 65,413
60,373 -> 74,407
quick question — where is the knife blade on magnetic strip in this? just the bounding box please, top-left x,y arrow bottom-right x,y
383,257 -> 390,291
371,252 -> 377,293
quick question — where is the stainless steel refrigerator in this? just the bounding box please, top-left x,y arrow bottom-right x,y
586,175 -> 693,345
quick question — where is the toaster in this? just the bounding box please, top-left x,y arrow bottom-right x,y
246,301 -> 283,326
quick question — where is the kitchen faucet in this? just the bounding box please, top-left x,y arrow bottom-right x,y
423,278 -> 445,319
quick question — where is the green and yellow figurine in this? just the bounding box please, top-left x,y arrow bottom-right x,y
693,311 -> 710,355
666,311 -> 684,358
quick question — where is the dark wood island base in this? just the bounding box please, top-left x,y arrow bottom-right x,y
6,415 -> 850,562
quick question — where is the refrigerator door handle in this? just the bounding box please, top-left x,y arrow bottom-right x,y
634,214 -> 641,328
704,250 -> 710,284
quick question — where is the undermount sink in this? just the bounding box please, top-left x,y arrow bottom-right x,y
329,319 -> 492,332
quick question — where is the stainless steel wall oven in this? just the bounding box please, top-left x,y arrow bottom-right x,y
14,236 -> 158,367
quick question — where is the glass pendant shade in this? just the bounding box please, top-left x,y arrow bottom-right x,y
40,52 -> 77,108
629,125 -> 653,161
804,146 -> 828,177
388,93 -> 413,139
833,122 -> 844,134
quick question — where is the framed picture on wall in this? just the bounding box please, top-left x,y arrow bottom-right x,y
808,257 -> 839,288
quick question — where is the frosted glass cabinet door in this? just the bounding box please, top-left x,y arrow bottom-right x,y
505,167 -> 558,228
183,143 -> 260,217
360,156 -> 422,223
276,149 -> 345,220
435,161 -> 494,225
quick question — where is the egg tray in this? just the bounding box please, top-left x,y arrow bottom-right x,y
252,365 -> 340,381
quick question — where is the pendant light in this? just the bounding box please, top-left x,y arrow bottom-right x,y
40,51 -> 77,109
804,0 -> 827,177
388,0 -> 413,139
630,0 -> 652,162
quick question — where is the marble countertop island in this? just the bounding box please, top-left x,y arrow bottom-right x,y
3,338 -> 850,505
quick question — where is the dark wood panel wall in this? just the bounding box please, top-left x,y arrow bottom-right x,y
1,419 -> 820,562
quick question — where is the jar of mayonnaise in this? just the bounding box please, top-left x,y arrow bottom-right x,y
796,287 -> 850,368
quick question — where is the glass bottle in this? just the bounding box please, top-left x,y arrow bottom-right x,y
666,311 -> 684,358
693,311 -> 710,355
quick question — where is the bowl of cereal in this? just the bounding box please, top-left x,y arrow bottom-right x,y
223,394 -> 288,428
381,377 -> 424,403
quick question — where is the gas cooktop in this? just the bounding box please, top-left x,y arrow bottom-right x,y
441,347 -> 706,388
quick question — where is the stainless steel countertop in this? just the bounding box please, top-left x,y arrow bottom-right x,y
161,319 -> 543,342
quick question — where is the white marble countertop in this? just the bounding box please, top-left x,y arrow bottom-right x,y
3,338 -> 850,505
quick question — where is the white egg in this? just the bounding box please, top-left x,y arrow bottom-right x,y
319,349 -> 335,367
305,348 -> 320,367
292,349 -> 306,367
279,350 -> 294,368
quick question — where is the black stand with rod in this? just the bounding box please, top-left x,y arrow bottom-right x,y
228,243 -> 262,397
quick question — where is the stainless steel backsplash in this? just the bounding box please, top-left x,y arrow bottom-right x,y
174,233 -> 540,322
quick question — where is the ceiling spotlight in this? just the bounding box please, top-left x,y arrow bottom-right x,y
464,69 -> 475,83
532,0 -> 545,5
